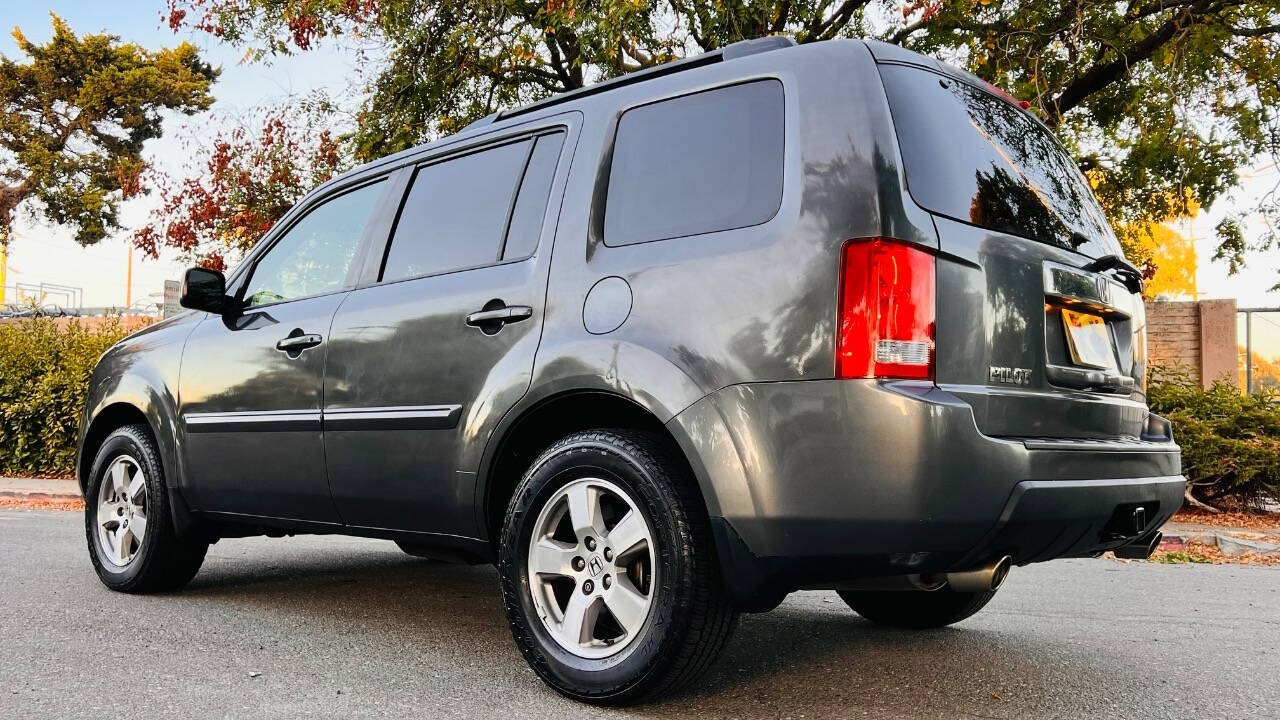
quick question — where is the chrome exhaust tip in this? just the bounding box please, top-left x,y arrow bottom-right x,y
945,555 -> 1012,593
1113,532 -> 1163,560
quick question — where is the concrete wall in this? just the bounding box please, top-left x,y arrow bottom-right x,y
1146,299 -> 1238,387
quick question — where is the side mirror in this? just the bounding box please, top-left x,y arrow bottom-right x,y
179,267 -> 231,314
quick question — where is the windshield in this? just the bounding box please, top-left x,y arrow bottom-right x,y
879,63 -> 1120,259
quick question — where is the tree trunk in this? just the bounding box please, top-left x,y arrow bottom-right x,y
1183,484 -> 1221,513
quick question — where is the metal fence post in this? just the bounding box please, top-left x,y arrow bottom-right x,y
1246,310 -> 1253,394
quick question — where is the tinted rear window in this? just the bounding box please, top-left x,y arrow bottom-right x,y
603,80 -> 784,247
382,140 -> 530,281
879,63 -> 1118,258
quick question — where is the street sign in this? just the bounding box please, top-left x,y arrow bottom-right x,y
163,280 -> 181,318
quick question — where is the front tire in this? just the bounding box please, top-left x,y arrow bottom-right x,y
84,424 -> 208,593
838,587 -> 998,629
498,429 -> 737,704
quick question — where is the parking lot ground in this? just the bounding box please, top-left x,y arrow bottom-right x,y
2,509 -> 1277,719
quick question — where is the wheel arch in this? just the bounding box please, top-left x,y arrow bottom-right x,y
477,389 -> 709,547
79,389 -> 203,539
78,402 -> 152,493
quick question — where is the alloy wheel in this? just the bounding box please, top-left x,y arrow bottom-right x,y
526,477 -> 656,659
95,455 -> 148,568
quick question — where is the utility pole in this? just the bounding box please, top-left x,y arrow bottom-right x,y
125,243 -> 132,308
0,243 -> 6,305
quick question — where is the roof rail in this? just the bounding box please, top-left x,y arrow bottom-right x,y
461,111 -> 499,132
721,35 -> 796,60
498,35 -> 796,121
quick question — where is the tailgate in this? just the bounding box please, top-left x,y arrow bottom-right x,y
933,217 -> 1148,439
877,57 -> 1149,439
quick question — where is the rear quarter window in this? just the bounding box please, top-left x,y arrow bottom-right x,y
603,79 -> 784,247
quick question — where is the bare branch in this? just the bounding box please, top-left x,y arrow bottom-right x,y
1230,24 -> 1280,37
803,0 -> 870,42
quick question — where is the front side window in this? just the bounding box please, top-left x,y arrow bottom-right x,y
603,79 -> 785,247
242,181 -> 385,307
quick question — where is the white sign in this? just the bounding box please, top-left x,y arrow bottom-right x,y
163,280 -> 181,318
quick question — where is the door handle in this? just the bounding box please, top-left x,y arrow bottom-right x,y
276,332 -> 323,356
466,305 -> 533,328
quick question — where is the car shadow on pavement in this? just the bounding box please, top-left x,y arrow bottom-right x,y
175,540 -> 1134,718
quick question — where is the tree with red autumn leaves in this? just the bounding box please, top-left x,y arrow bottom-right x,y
132,110 -> 344,271
157,0 -> 1280,284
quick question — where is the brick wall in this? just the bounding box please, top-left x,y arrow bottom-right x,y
1147,301 -> 1201,376
1145,299 -> 1238,387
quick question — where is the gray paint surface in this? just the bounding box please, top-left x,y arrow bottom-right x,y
78,38 -> 1179,583
3,511 -> 1276,720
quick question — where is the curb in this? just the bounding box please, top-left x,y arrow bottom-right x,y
1161,531 -> 1280,557
0,477 -> 81,502
0,491 -> 82,501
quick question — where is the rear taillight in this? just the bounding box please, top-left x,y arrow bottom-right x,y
837,238 -> 935,380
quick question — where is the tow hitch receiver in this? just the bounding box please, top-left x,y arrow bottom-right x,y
1104,503 -> 1155,542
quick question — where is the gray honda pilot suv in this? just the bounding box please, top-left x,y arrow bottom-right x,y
78,37 -> 1183,703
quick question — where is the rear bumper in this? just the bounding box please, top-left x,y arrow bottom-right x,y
665,379 -> 1182,607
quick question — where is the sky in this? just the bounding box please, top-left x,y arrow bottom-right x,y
1,2 -> 366,309
2,2 -> 1280,311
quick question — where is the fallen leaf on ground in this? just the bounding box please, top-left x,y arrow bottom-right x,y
1170,509 -> 1280,532
0,497 -> 84,512
1146,541 -> 1280,567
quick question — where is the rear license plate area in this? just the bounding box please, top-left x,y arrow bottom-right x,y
1060,309 -> 1117,371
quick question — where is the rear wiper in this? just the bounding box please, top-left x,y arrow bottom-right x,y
1081,253 -> 1144,295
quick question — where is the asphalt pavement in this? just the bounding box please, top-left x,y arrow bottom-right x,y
2,509 -> 1276,719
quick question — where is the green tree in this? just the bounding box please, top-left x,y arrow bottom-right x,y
895,0 -> 1280,279
165,0 -> 1280,276
165,1 -> 873,153
0,14 -> 217,248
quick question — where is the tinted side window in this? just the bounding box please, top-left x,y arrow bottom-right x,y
604,80 -> 784,247
502,132 -> 565,260
383,140 -> 530,282
242,181 -> 384,308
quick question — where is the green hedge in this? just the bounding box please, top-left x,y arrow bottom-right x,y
1147,369 -> 1280,510
1,317 -> 1275,510
0,318 -> 135,477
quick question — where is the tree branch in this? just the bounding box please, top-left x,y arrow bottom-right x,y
1230,24 -> 1280,37
1125,0 -> 1198,21
545,35 -> 574,90
890,16 -> 931,44
620,37 -> 658,69
770,1 -> 793,34
1049,1 -> 1214,122
803,0 -> 870,42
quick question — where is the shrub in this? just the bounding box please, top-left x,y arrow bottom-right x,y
0,318 -> 135,477
1147,368 -> 1280,510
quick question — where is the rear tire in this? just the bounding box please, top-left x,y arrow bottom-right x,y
838,587 -> 998,629
498,429 -> 737,704
84,424 -> 208,593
